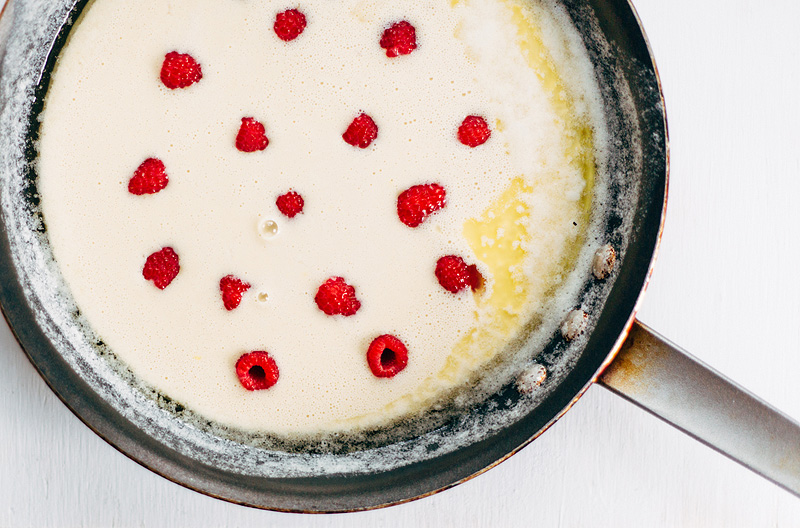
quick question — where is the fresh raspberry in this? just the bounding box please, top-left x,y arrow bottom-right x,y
276,191 -> 304,218
457,115 -> 491,147
220,275 -> 251,311
367,335 -> 408,378
128,158 -> 168,195
342,113 -> 378,148
236,351 -> 279,391
314,277 -> 361,316
236,117 -> 269,152
380,21 -> 417,58
160,51 -> 203,90
435,255 -> 482,294
274,9 -> 307,41
142,247 -> 180,290
397,183 -> 446,228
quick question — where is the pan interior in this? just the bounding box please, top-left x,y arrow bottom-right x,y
0,0 -> 665,511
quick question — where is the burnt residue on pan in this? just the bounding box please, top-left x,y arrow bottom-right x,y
0,0 -> 666,511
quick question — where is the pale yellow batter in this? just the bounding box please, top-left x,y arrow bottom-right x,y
37,0 -> 599,435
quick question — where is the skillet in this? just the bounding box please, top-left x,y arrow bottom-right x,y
1,0 -> 798,512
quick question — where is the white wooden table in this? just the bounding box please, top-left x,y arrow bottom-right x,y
3,0 -> 800,525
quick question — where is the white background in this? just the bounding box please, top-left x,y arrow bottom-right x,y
3,0 -> 800,525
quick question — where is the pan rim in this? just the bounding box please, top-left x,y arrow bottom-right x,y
0,0 -> 669,513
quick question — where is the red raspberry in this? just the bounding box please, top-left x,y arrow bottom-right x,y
142,247 -> 180,290
128,158 -> 168,195
274,9 -> 307,41
220,275 -> 251,311
342,113 -> 378,148
367,335 -> 408,378
236,117 -> 269,152
397,183 -> 446,228
380,21 -> 417,58
160,51 -> 203,90
276,191 -> 304,218
457,115 -> 491,147
236,351 -> 279,391
314,277 -> 361,316
435,255 -> 482,294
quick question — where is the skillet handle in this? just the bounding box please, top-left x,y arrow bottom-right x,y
598,319 -> 800,498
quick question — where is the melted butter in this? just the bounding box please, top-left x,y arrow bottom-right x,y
338,1 -> 598,429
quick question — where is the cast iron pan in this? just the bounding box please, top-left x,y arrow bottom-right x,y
0,0 -> 687,512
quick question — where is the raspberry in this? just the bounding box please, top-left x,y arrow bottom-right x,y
276,191 -> 304,218
128,158 -> 168,195
314,277 -> 361,316
236,117 -> 269,152
274,9 -> 307,41
380,21 -> 417,58
457,115 -> 491,148
220,275 -> 251,311
236,351 -> 279,391
160,51 -> 203,90
342,113 -> 378,148
142,247 -> 180,290
397,183 -> 446,228
435,255 -> 482,294
367,335 -> 408,378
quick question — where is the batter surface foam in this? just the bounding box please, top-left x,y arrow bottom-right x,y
37,0 -> 601,435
